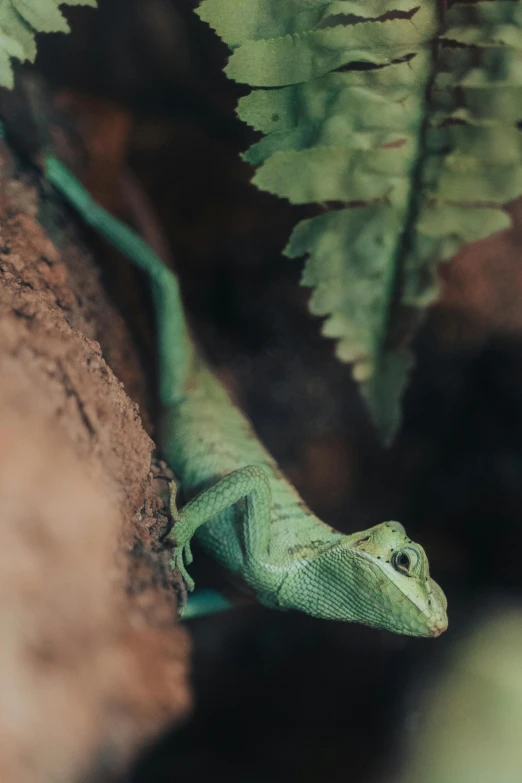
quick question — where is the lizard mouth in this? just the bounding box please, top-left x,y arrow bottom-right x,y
428,617 -> 448,637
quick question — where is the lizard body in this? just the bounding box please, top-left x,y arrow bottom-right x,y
44,156 -> 448,637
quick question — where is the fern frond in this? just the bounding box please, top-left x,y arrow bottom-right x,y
198,0 -> 521,440
0,0 -> 96,89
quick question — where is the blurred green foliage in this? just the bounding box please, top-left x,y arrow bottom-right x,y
403,609 -> 522,783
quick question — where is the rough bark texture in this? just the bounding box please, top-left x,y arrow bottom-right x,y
0,139 -> 191,783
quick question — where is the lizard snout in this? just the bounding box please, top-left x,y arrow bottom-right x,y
428,617 -> 448,637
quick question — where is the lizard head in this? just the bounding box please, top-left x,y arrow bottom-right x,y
341,520 -> 448,637
277,521 -> 448,637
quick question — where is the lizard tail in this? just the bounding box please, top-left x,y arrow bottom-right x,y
44,155 -> 193,406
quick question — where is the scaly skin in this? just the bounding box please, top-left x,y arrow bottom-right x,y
45,155 -> 448,637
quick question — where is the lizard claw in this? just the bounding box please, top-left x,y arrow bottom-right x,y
168,481 -> 195,590
172,543 -> 195,592
184,541 -> 193,566
180,562 -> 195,592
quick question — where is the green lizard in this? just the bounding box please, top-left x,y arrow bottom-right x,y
42,155 -> 447,638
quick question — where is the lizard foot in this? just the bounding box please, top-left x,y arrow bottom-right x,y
172,543 -> 195,592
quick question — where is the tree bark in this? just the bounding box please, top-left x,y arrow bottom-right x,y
0,135 -> 190,783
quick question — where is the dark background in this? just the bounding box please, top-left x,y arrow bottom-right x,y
32,0 -> 522,779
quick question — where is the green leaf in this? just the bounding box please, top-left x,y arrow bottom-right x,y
197,0 -> 421,46
226,9 -> 436,87
360,350 -> 413,446
285,205 -> 405,379
254,144 -> 414,204
0,33 -> 24,87
198,0 -> 522,441
13,0 -> 70,33
0,1 -> 96,89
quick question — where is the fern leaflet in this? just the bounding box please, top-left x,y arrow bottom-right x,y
0,0 -> 96,89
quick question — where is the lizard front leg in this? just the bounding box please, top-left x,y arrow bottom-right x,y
169,465 -> 272,594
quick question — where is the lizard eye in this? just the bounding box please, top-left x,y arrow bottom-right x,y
392,547 -> 420,577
